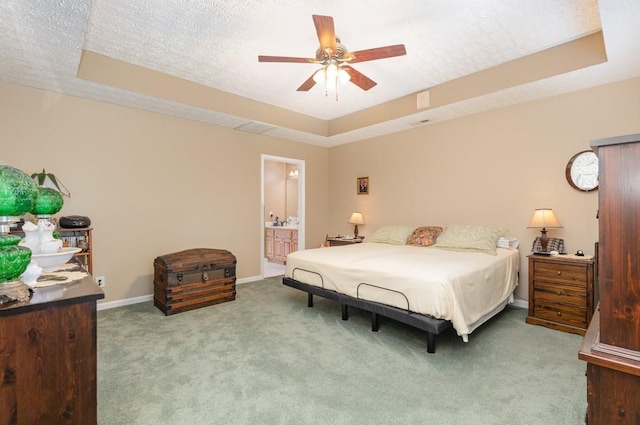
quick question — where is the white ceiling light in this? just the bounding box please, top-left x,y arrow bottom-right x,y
312,60 -> 351,101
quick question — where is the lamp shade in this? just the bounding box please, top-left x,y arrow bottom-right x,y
31,187 -> 64,216
0,165 -> 39,217
337,67 -> 351,83
348,212 -> 364,225
313,68 -> 325,84
527,209 -> 562,229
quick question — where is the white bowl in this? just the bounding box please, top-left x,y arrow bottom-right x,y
31,247 -> 82,272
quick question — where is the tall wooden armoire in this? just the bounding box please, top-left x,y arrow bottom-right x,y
579,133 -> 640,424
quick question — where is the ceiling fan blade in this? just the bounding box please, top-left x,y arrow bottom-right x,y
258,55 -> 313,63
297,73 -> 317,91
345,44 -> 407,63
312,15 -> 336,55
342,65 -> 377,91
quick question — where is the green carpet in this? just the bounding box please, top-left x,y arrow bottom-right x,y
97,277 -> 587,424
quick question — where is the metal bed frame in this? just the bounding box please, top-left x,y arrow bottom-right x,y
283,271 -> 453,353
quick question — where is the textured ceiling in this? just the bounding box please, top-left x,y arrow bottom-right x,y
1,0 -> 640,147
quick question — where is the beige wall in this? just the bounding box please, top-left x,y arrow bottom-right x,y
264,161 -> 286,221
0,82 -> 329,303
3,77 -> 640,305
328,77 -> 640,302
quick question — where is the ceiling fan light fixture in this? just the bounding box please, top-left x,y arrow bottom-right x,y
337,67 -> 351,83
325,63 -> 338,79
312,68 -> 325,84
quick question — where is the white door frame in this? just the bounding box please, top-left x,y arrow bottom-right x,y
261,155 -> 305,277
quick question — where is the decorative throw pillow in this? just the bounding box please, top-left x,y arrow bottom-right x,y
407,226 -> 443,247
434,224 -> 508,255
365,225 -> 416,245
531,237 -> 565,253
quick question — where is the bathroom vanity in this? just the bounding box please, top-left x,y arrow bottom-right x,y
265,225 -> 298,264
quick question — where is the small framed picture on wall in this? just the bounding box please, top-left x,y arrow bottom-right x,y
357,176 -> 369,195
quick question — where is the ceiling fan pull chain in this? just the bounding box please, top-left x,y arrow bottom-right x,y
324,67 -> 329,98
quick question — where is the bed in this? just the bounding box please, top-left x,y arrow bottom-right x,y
283,225 -> 519,353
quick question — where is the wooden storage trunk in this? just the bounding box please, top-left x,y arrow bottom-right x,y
154,248 -> 236,315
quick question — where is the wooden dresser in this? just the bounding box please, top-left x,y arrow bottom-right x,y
0,276 -> 104,424
526,253 -> 595,335
579,133 -> 640,424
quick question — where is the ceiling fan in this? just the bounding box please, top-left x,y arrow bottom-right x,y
258,15 -> 406,93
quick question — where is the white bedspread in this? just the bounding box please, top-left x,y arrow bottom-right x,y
285,243 -> 519,336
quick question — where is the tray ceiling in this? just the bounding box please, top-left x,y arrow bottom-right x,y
1,0 -> 640,146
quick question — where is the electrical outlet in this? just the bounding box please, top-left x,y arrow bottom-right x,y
95,276 -> 105,288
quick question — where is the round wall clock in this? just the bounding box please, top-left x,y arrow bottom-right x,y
566,150 -> 598,191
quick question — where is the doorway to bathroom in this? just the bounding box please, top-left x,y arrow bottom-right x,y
261,155 -> 305,278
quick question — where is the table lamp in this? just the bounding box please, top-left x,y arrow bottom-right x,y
0,165 -> 39,303
527,208 -> 563,252
348,212 -> 364,237
19,170 -> 77,275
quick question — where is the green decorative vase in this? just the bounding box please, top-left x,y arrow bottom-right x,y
0,234 -> 32,284
0,165 -> 39,284
31,187 -> 64,216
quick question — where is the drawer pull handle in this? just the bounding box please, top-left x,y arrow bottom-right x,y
556,291 -> 562,296
556,271 -> 562,276
557,311 -> 562,317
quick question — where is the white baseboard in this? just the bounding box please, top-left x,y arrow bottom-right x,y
238,275 -> 263,284
97,294 -> 153,311
510,299 -> 528,309
97,275 -> 524,312
96,274 -> 267,311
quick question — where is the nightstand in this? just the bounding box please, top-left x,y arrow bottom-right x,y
526,253 -> 596,336
326,237 -> 364,247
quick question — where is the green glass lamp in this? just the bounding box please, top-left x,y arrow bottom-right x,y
20,185 -> 65,257
20,170 -> 85,276
0,164 -> 39,303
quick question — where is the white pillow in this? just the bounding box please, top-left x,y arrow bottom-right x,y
365,225 -> 416,245
497,236 -> 519,250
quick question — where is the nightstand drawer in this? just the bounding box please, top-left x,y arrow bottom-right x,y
532,261 -> 588,287
534,281 -> 586,306
532,300 -> 587,329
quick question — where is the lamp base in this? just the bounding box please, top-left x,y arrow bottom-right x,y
353,225 -> 359,238
539,228 -> 549,252
0,280 -> 32,304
